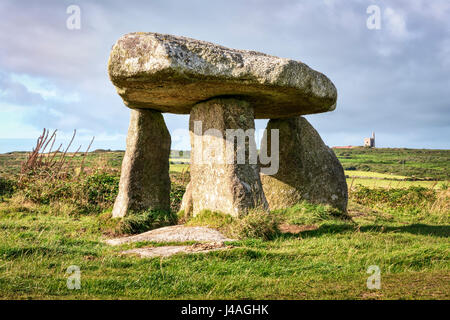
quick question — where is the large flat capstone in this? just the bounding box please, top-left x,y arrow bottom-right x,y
108,32 -> 337,119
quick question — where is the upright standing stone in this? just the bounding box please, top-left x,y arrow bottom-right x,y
260,116 -> 348,212
183,98 -> 268,217
112,108 -> 171,218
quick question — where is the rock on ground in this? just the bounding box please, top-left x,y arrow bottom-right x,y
121,242 -> 230,258
260,116 -> 348,212
108,32 -> 337,118
105,225 -> 234,245
112,109 -> 171,217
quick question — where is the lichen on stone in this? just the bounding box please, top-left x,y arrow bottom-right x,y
107,32 -> 337,119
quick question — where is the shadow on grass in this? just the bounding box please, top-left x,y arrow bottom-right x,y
278,223 -> 449,239
0,245 -> 101,259
376,224 -> 450,238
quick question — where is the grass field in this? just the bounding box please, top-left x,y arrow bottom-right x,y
2,147 -> 448,181
333,147 -> 449,180
0,147 -> 448,299
346,178 -> 444,189
345,170 -> 407,179
0,196 -> 448,299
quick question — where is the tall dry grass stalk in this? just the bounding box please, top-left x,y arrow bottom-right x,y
180,166 -> 190,186
19,128 -> 94,184
348,177 -> 355,196
430,181 -> 438,190
430,189 -> 450,215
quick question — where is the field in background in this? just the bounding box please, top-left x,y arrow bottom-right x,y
2,147 -> 447,187
0,147 -> 448,299
333,147 -> 449,180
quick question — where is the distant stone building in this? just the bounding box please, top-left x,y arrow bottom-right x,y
364,132 -> 375,148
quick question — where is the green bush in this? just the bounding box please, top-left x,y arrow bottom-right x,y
232,210 -> 280,240
186,210 -> 233,229
350,185 -> 448,223
351,185 -> 436,209
118,210 -> 177,234
186,209 -> 280,240
14,168 -> 188,216
18,170 -> 120,213
0,177 -> 17,199
273,201 -> 346,225
20,179 -> 73,205
82,171 -> 120,206
170,183 -> 186,213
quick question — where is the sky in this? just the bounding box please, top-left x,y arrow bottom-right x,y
0,0 -> 449,153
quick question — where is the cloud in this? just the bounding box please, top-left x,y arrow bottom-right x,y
384,7 -> 410,39
0,0 -> 449,153
0,72 -> 46,106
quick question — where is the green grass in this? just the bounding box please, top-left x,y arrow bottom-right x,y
3,148 -> 449,181
346,178 -> 444,189
186,209 -> 280,241
169,163 -> 189,173
345,170 -> 407,179
0,148 -> 448,299
169,158 -> 190,163
0,191 -> 448,299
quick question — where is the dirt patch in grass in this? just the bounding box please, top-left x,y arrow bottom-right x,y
279,223 -> 318,234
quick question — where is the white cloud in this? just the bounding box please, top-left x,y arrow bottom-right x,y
10,73 -> 80,103
384,7 -> 410,39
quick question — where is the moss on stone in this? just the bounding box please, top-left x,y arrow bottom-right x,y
261,116 -> 348,212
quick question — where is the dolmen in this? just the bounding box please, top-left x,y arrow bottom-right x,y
108,32 -> 348,218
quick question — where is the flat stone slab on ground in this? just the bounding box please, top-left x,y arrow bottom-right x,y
105,225 -> 234,245
121,242 -> 231,258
